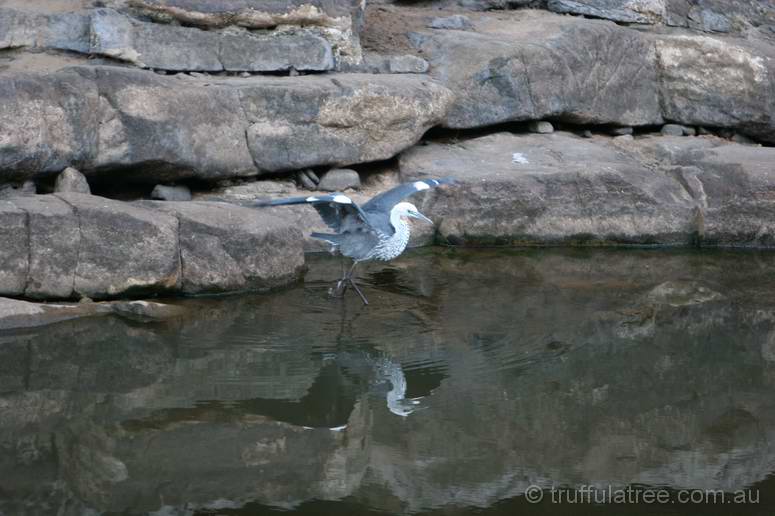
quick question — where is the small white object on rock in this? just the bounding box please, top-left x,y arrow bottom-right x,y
55,167 -> 91,194
529,121 -> 554,134
512,152 -> 529,164
319,169 -> 361,191
151,184 -> 192,201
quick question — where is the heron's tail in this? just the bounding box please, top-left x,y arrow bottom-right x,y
310,232 -> 342,245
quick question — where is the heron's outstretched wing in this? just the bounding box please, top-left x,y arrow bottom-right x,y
253,193 -> 373,233
362,178 -> 454,214
362,178 -> 454,234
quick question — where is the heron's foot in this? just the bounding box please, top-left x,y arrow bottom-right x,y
329,279 -> 348,298
349,278 -> 369,305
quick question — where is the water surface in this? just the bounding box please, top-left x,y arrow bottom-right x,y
2,248 -> 775,515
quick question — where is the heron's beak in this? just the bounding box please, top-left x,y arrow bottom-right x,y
411,211 -> 434,224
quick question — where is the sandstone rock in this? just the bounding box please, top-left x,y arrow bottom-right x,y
55,167 -> 91,194
0,66 -> 452,182
143,201 -> 304,294
529,121 -> 554,134
7,196 -> 79,299
126,0 -> 365,65
547,0 -> 666,24
90,8 -> 334,72
58,193 -> 181,298
400,132 -> 695,246
428,15 -> 474,31
654,34 -> 775,143
412,11 -> 663,129
318,169 -> 361,191
151,185 -> 192,201
0,201 -> 28,296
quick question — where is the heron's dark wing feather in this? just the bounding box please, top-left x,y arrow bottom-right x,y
253,193 -> 373,233
362,178 -> 454,235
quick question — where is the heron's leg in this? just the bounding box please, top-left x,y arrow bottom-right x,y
346,262 -> 369,305
330,257 -> 349,298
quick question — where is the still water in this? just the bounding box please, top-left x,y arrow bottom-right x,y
2,248 -> 775,516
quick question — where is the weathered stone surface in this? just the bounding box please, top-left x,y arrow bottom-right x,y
7,196 -> 79,299
151,184 -> 192,201
56,193 -> 180,298
661,123 -> 686,136
318,168 -> 361,191
0,181 -> 36,199
0,66 -> 452,182
55,167 -> 91,194
126,0 -> 365,65
666,0 -> 775,34
240,73 -> 453,172
412,11 -> 663,129
0,201 -> 28,296
400,132 -> 694,245
0,67 -> 99,180
143,201 -> 305,294
0,8 -> 91,54
547,0 -> 666,24
402,131 -> 775,248
90,8 -> 334,72
654,34 -> 775,143
529,120 -> 554,134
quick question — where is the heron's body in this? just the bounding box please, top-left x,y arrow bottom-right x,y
254,178 -> 454,304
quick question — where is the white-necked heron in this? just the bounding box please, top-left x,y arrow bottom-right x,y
254,178 -> 454,304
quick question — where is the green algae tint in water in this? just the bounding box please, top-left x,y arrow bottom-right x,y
1,248 -> 775,516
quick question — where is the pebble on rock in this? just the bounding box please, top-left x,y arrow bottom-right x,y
529,121 -> 554,134
661,124 -> 686,136
54,167 -> 91,194
318,169 -> 361,192
151,184 -> 192,201
388,55 -> 430,74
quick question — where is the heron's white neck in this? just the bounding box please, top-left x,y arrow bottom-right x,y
389,206 -> 410,234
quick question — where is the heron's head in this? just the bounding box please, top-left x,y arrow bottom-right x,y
394,202 -> 433,224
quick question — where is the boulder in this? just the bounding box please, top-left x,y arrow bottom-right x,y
411,11 -> 663,129
57,193 -> 181,298
0,201 -> 28,296
89,8 -> 334,72
0,66 -> 452,183
7,196 -> 79,299
0,194 -> 305,299
547,0 -> 667,24
55,167 -> 91,194
654,34 -> 775,143
126,0 -> 365,65
400,132 -> 696,246
142,201 -> 305,294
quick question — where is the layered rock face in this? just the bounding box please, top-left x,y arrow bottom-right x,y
2,0 -> 775,300
0,194 -> 304,299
